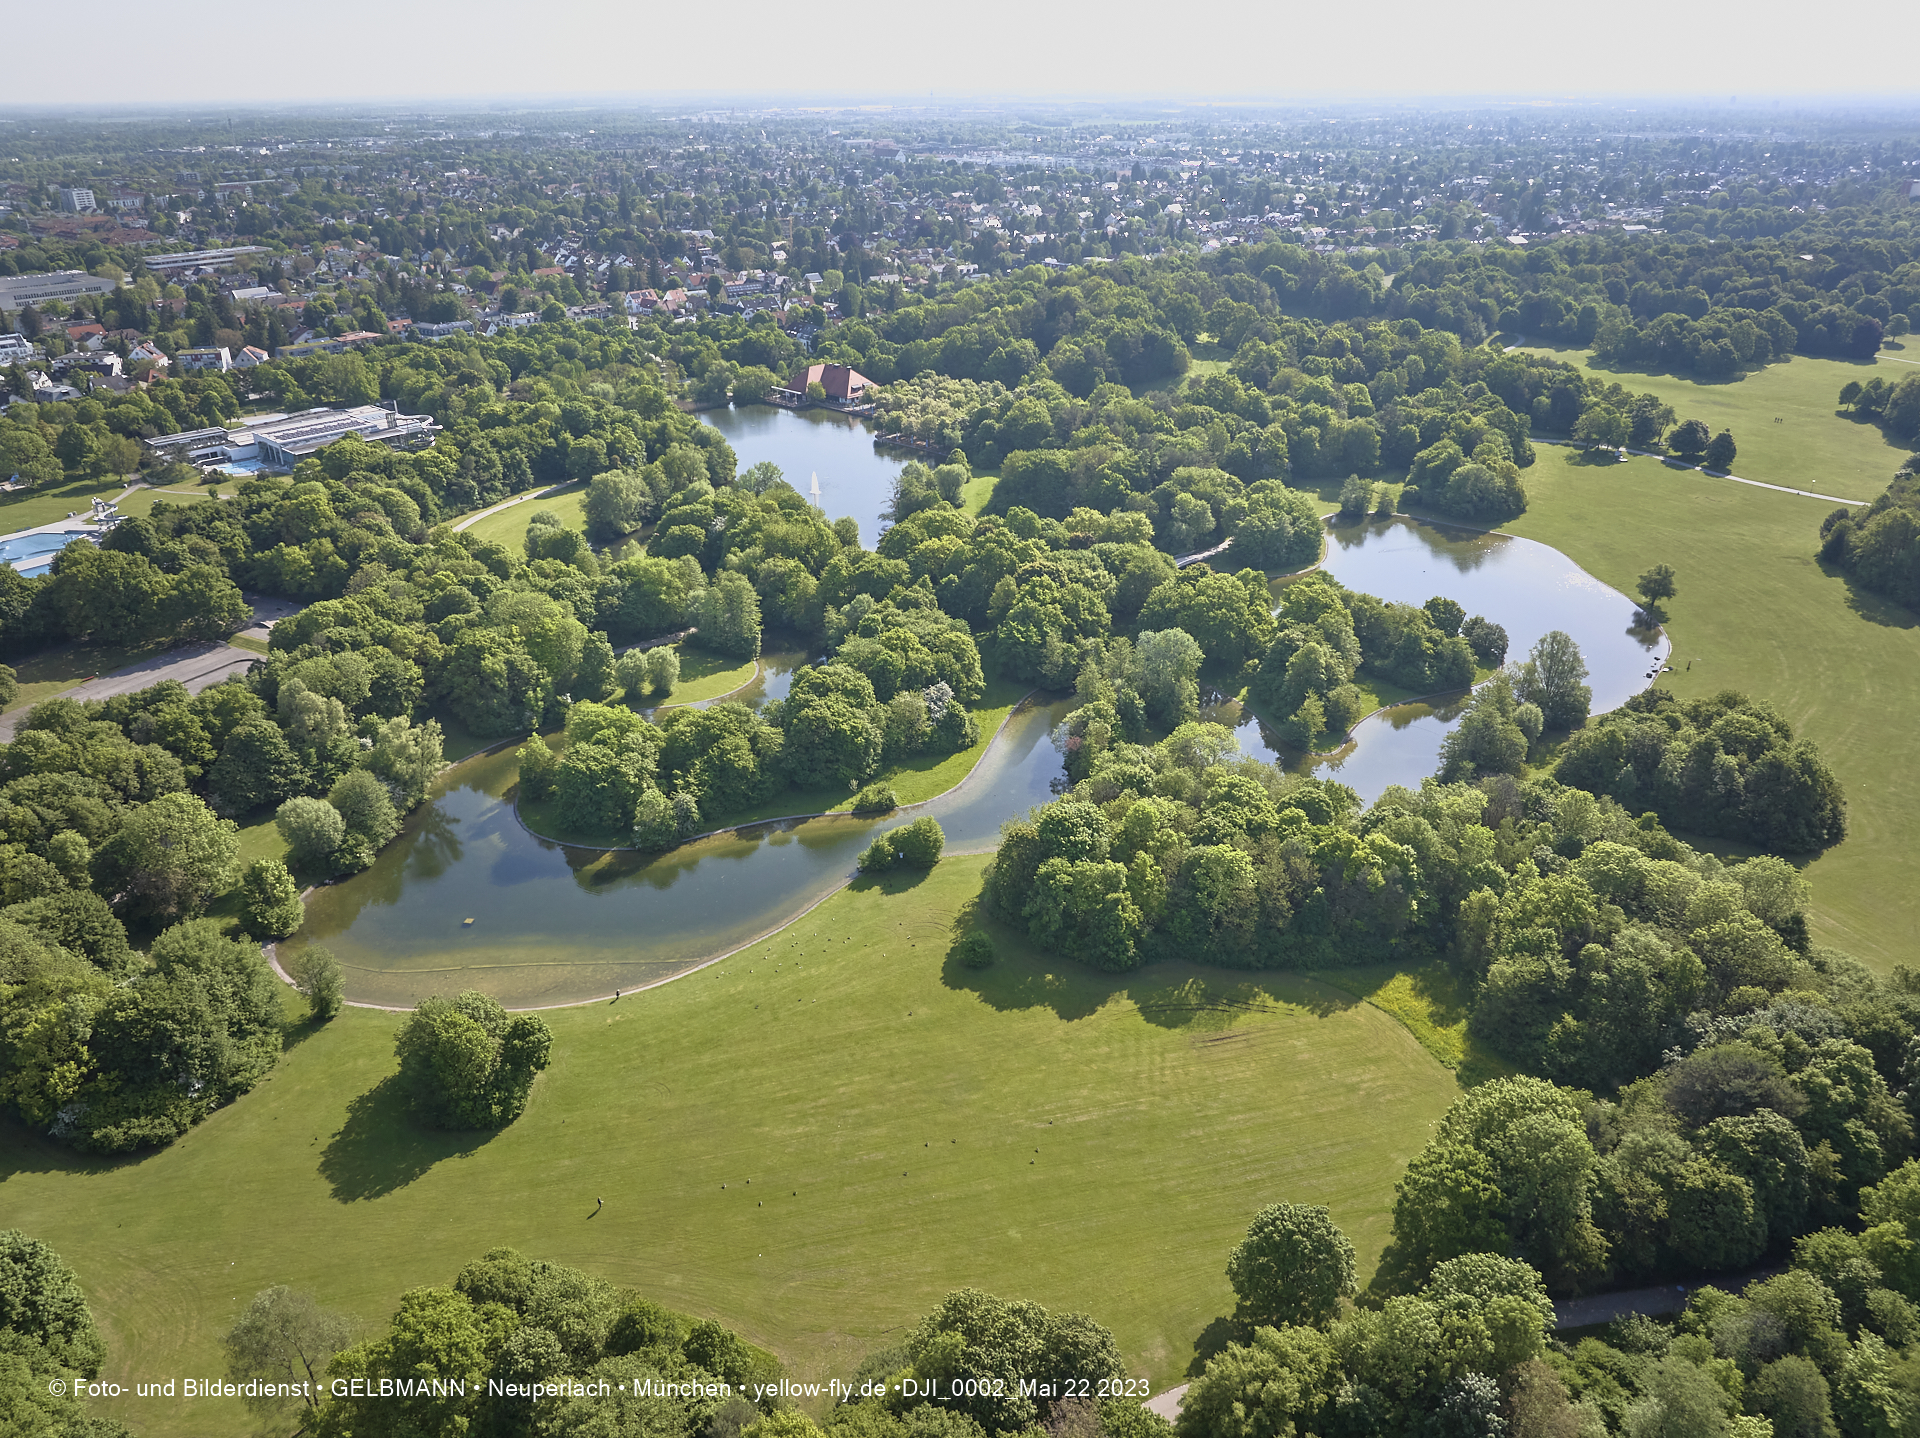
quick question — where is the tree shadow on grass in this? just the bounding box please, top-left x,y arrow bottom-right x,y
318,1076 -> 496,1203
1817,555 -> 1920,631
936,889 -> 1355,1025
1186,1314 -> 1245,1378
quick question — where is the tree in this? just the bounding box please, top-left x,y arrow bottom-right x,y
693,572 -> 762,659
1225,1204 -> 1356,1329
276,795 -> 347,872
241,857 -> 304,938
96,792 -> 240,920
583,468 -> 652,541
1669,418 -> 1712,461
1422,596 -> 1466,638
360,716 -> 444,810
1573,405 -> 1628,450
0,1230 -> 107,1377
1461,615 -> 1509,664
1636,563 -> 1677,608
394,991 -> 553,1130
209,718 -> 308,813
1514,631 -> 1591,731
639,645 -> 681,697
224,1286 -> 353,1417
1704,429 -> 1738,472
1338,474 -> 1374,518
328,769 -> 399,867
288,945 -> 343,1020
573,630 -> 616,702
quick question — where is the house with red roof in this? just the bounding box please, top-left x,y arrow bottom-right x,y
784,362 -> 875,402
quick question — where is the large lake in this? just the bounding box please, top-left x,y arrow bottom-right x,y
297,413 -> 1664,1005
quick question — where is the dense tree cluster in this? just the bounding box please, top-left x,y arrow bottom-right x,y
1184,1153 -> 1920,1438
1555,688 -> 1848,853
0,1230 -> 133,1438
393,990 -> 553,1130
0,910 -> 282,1152
1820,458 -> 1920,614
1362,232 -> 1919,374
311,1246 -> 781,1438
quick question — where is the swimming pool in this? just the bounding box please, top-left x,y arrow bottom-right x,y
1,526 -> 94,575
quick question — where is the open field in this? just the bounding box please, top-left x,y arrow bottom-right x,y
1506,446 -> 1920,969
0,854 -> 1460,1438
458,481 -> 590,550
1513,343 -> 1913,499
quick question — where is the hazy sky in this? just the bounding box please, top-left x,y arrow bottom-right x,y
8,0 -> 1916,108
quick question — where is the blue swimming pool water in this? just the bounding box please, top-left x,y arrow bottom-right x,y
0,527 -> 92,568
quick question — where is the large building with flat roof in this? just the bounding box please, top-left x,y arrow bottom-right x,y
140,246 -> 274,276
145,404 -> 440,470
0,270 -> 120,309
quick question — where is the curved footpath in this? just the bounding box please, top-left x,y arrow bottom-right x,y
449,481 -> 581,533
269,690 -> 1040,1013
1532,437 -> 1866,505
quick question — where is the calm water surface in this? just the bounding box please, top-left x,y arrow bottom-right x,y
288,695 -> 1073,1009
700,405 -> 907,551
1202,514 -> 1666,801
302,496 -> 1661,1004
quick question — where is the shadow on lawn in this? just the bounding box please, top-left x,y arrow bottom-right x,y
319,1076 -> 495,1202
936,892 -> 1356,1025
1818,555 -> 1920,631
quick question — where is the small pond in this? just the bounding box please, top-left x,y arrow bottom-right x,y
1201,514 -> 1667,802
700,404 -> 908,551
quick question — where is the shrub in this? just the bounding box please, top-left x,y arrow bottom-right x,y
954,932 -> 995,969
275,796 -> 346,873
287,945 -> 343,1020
852,783 -> 899,814
240,857 -> 304,938
517,737 -> 557,799
861,816 -> 945,873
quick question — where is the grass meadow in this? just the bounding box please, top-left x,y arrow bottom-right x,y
1513,343 -> 1913,498
0,854 -> 1461,1437
1508,445 -> 1920,969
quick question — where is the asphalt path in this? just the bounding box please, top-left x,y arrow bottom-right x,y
0,641 -> 259,740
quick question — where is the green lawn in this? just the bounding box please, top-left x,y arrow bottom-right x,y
458,483 -> 590,550
1507,445 -> 1920,969
0,474 -> 130,532
651,648 -> 760,704
0,855 -> 1460,1437
1513,343 -> 1913,499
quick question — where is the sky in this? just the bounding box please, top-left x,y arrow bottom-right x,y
7,0 -> 1917,109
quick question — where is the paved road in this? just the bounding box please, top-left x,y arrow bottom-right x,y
1,641 -> 259,739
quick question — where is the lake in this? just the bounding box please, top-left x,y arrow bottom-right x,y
298,446 -> 1666,1005
700,404 -> 907,552
284,694 -> 1074,1010
1201,513 -> 1668,801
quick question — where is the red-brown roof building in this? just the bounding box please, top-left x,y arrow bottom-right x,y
785,362 -> 875,401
